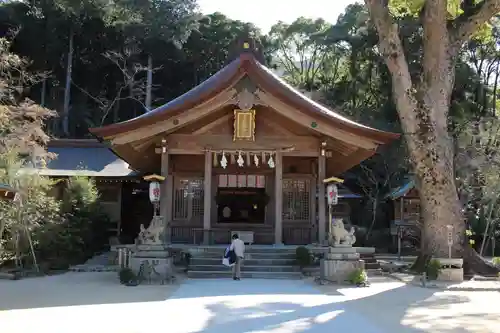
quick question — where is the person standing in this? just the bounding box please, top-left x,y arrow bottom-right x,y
230,233 -> 245,280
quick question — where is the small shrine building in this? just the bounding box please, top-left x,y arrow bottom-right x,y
89,36 -> 399,246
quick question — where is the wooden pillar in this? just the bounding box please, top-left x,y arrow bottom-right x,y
310,175 -> 317,244
318,154 -> 326,245
203,150 -> 212,245
274,151 -> 283,245
160,144 -> 171,243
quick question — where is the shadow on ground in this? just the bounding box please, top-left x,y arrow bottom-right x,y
0,272 -> 176,310
1,273 -> 498,333
169,279 -> 498,333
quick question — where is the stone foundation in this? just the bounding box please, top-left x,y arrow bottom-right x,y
436,258 -> 464,282
438,268 -> 464,282
319,247 -> 365,283
127,244 -> 175,283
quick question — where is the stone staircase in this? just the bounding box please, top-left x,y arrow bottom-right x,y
361,253 -> 380,270
187,247 -> 303,279
69,251 -> 119,272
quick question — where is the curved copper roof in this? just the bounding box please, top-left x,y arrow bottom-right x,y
90,53 -> 399,143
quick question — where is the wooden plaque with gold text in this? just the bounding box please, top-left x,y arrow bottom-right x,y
233,109 -> 256,141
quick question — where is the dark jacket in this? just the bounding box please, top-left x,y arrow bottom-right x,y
224,246 -> 237,265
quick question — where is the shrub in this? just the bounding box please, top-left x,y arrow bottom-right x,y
33,176 -> 113,269
119,267 -> 136,284
347,268 -> 368,285
295,246 -> 312,268
426,259 -> 442,280
0,159 -> 63,269
492,257 -> 500,267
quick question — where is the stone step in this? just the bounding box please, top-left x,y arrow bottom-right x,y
302,266 -> 381,277
68,265 -> 120,272
134,251 -> 170,258
187,270 -> 303,279
187,247 -> 299,254
243,248 -> 299,254
189,265 -> 300,273
365,262 -> 380,269
192,252 -> 296,260
190,257 -> 296,266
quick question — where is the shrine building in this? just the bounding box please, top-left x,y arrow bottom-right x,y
89,36 -> 399,246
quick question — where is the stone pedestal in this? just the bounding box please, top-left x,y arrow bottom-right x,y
437,268 -> 464,282
128,244 -> 174,283
436,258 -> 464,282
320,247 -> 364,283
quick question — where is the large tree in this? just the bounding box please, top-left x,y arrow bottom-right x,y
268,17 -> 332,91
364,0 -> 500,273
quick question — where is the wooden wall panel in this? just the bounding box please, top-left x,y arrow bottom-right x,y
172,155 -> 205,173
283,156 -> 315,174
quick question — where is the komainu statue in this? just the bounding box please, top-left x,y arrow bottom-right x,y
137,216 -> 165,245
328,218 -> 356,247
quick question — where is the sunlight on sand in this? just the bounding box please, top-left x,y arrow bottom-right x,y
0,279 -> 403,333
3,275 -> 497,333
401,291 -> 500,333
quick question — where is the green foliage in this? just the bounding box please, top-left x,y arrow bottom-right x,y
295,246 -> 312,268
62,175 -> 99,211
0,172 -> 113,270
0,168 -> 63,267
2,0 -> 500,266
0,31 -> 112,271
426,259 -> 442,280
388,0 -> 466,18
118,267 -> 136,284
493,257 -> 500,267
268,17 -> 332,90
347,268 -> 368,285
36,176 -> 112,269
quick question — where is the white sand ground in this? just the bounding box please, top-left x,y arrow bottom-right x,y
0,273 -> 499,333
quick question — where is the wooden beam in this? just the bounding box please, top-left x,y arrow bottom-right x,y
110,88 -> 238,145
131,137 -> 156,152
325,137 -> 357,156
317,154 -> 326,244
160,147 -> 171,243
167,148 -> 319,156
203,150 -> 212,244
329,148 -> 376,175
192,114 -> 232,134
166,134 -> 320,152
255,90 -> 378,150
274,151 -> 283,244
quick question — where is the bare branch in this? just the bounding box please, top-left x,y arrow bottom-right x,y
70,51 -> 161,125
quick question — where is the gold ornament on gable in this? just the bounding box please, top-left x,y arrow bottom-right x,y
233,109 -> 256,141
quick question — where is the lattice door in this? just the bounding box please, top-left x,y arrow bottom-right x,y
173,177 -> 204,221
282,178 -> 311,222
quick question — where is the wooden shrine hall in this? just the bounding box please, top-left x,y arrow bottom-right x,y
90,36 -> 399,246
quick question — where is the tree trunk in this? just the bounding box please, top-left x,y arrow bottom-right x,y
365,0 -> 499,275
493,62 -> 499,115
113,99 -> 120,124
365,195 -> 378,240
62,29 -> 74,137
145,54 -> 153,110
40,79 -> 47,107
418,169 -> 465,258
0,219 -> 5,251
